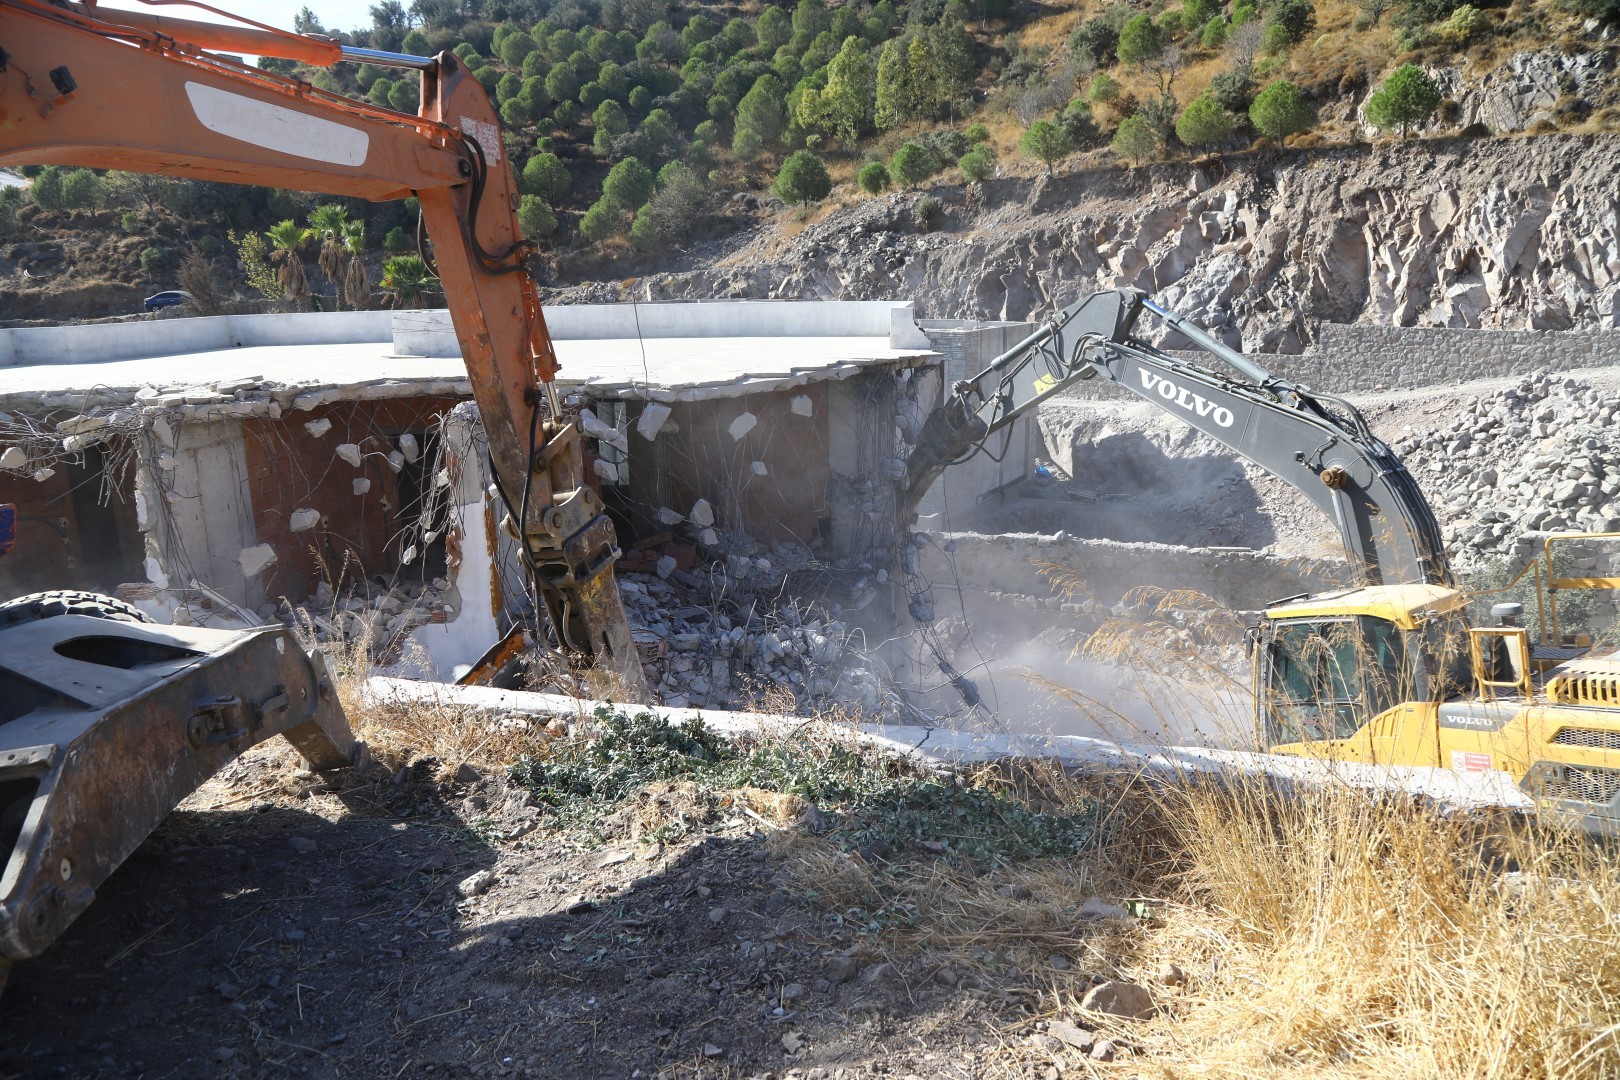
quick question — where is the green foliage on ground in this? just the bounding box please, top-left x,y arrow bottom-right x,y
510,707 -> 1106,860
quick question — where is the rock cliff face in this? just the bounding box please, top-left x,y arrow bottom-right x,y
644,134 -> 1620,353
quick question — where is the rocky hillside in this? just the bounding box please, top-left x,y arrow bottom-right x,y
635,132 -> 1620,349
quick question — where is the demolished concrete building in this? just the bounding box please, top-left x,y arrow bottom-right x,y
0,301 -> 1050,692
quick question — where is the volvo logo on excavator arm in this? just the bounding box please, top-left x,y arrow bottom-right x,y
1139,370 -> 1235,428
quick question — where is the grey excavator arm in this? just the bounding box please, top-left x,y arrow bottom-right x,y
901,288 -> 1450,588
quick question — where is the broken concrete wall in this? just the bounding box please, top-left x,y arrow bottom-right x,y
922,532 -> 1346,612
623,383 -> 834,547
237,396 -> 464,603
915,320 -> 1040,530
0,440 -> 142,598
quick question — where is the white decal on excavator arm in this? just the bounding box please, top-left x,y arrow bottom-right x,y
185,83 -> 369,167
1139,370 -> 1235,428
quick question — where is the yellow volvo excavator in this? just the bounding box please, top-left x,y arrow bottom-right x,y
903,288 -> 1620,832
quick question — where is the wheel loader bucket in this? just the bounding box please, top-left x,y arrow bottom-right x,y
0,615 -> 356,987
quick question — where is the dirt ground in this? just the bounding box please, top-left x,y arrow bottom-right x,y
0,743 -> 1104,1080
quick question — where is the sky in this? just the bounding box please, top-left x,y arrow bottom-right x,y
182,0 -> 377,36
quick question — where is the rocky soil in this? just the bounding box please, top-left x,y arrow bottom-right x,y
633,134 -> 1620,351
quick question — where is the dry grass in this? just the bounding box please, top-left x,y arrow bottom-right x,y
784,761 -> 1620,1078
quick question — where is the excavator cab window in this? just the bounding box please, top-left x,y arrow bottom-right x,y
1262,617 -> 1407,745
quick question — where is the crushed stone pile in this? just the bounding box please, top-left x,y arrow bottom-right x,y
617,534 -> 898,718
1388,371 -> 1620,570
273,576 -> 457,651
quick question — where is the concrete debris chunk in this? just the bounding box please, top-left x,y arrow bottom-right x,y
728,411 -> 757,441
398,433 -> 420,463
636,402 -> 672,441
689,499 -> 715,527
387,450 -> 405,473
289,508 -> 321,533
0,446 -> 26,472
592,458 -> 619,482
698,527 -> 718,547
790,395 -> 813,417
304,418 -> 333,438
353,478 -> 371,495
32,468 -> 55,483
239,544 -> 277,576
751,461 -> 768,476
656,506 -> 684,525
457,869 -> 497,898
57,414 -> 109,436
656,555 -> 677,579
151,415 -> 176,448
1080,980 -> 1156,1020
335,443 -> 363,467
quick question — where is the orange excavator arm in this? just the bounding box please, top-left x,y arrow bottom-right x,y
0,0 -> 645,697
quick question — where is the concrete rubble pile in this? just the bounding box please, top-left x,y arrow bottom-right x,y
1390,371 -> 1620,569
615,530 -> 898,718
272,578 -> 458,653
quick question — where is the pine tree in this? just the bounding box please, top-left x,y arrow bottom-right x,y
874,38 -> 911,130
774,150 -> 832,205
1364,63 -> 1440,137
905,36 -> 941,120
1019,120 -> 1075,176
1248,79 -> 1313,139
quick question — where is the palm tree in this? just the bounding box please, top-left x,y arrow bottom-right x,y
265,219 -> 312,304
341,219 -> 370,310
380,254 -> 436,308
307,204 -> 349,295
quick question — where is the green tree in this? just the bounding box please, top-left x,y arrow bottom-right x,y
1019,119 -> 1075,176
773,149 -> 832,205
602,156 -> 655,208
1364,63 -> 1441,137
592,98 -> 630,154
545,63 -> 580,104
496,72 -> 523,104
307,203 -> 350,285
381,226 -> 412,253
28,165 -> 65,211
1069,16 -> 1119,67
905,35 -> 942,119
1207,67 -> 1255,112
928,7 -> 975,114
522,152 -> 571,202
1059,100 -> 1102,148
1201,15 -> 1230,47
758,5 -> 793,50
1183,0 -> 1220,29
341,219 -> 369,310
873,38 -> 911,129
958,145 -> 995,181
1267,0 -> 1317,41
733,74 -> 789,154
380,254 -> 437,308
1248,79 -> 1313,138
1176,95 -> 1235,146
265,219 -> 312,301
229,228 -> 283,300
388,80 -> 418,112
1089,72 -> 1121,105
793,0 -> 832,39
1117,14 -> 1166,65
580,198 -> 622,245
401,28 -> 430,54
889,141 -> 935,187
518,195 -> 559,238
795,36 -> 875,146
858,161 -> 891,193
1112,113 -> 1160,164
59,169 -> 107,210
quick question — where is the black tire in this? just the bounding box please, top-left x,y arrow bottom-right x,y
0,590 -> 154,629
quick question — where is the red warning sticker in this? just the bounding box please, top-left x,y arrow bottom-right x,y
1451,750 -> 1492,773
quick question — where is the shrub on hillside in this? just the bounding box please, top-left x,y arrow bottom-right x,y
1435,4 -> 1489,43
579,198 -> 621,243
889,142 -> 937,187
1020,119 -> 1075,175
1112,113 -> 1160,164
1208,67 -> 1256,111
858,161 -> 892,194
1068,15 -> 1120,66
1248,79 -> 1313,138
774,150 -> 832,205
28,166 -> 65,211
59,169 -> 106,210
518,195 -> 558,238
1176,95 -> 1236,146
912,195 -> 942,231
1365,63 -> 1441,135
958,145 -> 995,181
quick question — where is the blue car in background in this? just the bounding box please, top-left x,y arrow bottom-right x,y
143,290 -> 191,311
